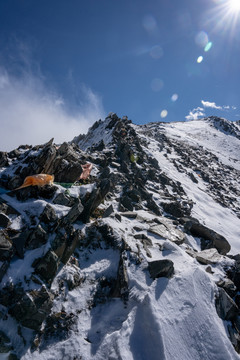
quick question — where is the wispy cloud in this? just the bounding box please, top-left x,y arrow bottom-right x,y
186,100 -> 237,121
0,66 -> 105,151
201,100 -> 222,110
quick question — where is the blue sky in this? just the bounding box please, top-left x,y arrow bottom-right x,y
0,0 -> 240,150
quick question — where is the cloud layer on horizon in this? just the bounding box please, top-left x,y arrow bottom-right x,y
0,67 -> 105,151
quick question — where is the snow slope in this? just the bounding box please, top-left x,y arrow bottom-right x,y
0,115 -> 240,360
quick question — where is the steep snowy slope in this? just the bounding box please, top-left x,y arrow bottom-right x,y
0,114 -> 239,360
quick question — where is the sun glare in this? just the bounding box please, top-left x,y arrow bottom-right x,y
208,0 -> 240,36
228,0 -> 240,12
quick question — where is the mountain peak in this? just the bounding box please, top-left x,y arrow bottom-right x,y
0,114 -> 240,359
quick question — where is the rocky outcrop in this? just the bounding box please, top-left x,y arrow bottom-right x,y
9,286 -> 54,330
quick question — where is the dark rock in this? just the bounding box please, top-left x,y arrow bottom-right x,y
120,212 -> 138,219
146,198 -> 161,216
0,330 -> 12,353
103,204 -> 114,218
0,232 -> 14,261
14,185 -> 58,201
0,199 -> 20,217
80,179 -> 112,222
8,176 -> 22,190
148,259 -> 174,279
0,152 -> 9,167
91,139 -> 105,151
61,199 -> 84,226
61,229 -> 81,265
162,201 -> 191,218
9,286 -> 54,330
217,278 -> 237,298
120,195 -> 134,211
184,219 -> 231,255
40,204 -> 57,224
53,192 -> 75,207
0,213 -> 10,228
215,287 -> 239,321
0,261 -> 9,282
11,230 -> 30,258
0,283 -> 25,307
51,230 -> 68,259
26,225 -> 48,250
228,325 -> 240,354
189,172 -> 198,183
111,253 -> 128,302
115,213 -> 122,222
33,250 -> 60,284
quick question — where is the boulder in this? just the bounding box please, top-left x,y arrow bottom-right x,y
184,219 -> 231,255
26,225 -> 48,250
148,223 -> 185,245
217,278 -> 237,298
40,204 -> 57,224
148,259 -> 174,279
53,192 -> 75,207
196,248 -> 222,265
215,287 -> 239,321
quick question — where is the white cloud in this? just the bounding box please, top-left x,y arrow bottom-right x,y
0,67 -> 105,151
185,107 -> 205,120
201,100 -> 222,109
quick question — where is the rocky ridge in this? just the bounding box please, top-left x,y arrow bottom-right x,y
0,113 -> 239,359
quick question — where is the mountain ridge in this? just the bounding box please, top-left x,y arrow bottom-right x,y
0,113 -> 239,359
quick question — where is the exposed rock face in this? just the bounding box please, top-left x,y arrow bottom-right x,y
215,288 -> 239,321
9,286 -> 54,330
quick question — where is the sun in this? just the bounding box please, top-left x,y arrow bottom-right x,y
228,0 -> 240,12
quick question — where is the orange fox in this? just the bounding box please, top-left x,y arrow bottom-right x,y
15,174 -> 54,190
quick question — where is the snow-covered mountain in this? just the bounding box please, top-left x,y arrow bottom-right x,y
0,113 -> 240,360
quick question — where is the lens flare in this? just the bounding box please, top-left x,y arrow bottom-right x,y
204,42 -> 213,52
195,31 -> 209,47
143,15 -> 158,32
197,56 -> 203,63
171,94 -> 178,102
160,110 -> 168,118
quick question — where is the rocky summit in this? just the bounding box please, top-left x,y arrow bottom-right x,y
0,113 -> 240,360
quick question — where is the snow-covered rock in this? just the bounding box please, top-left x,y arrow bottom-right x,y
0,114 -> 239,359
